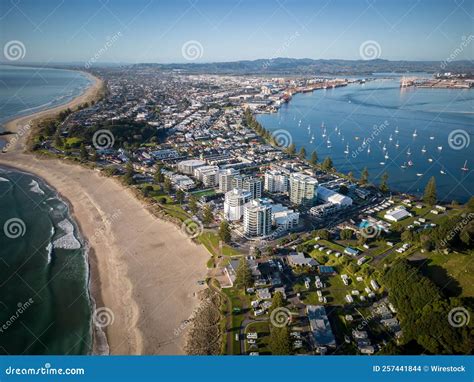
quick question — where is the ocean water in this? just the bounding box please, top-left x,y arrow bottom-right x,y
257,78 -> 474,202
0,64 -> 92,127
0,168 -> 91,354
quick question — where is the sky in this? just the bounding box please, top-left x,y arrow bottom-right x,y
0,0 -> 473,64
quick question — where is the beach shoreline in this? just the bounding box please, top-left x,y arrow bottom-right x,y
0,68 -> 209,355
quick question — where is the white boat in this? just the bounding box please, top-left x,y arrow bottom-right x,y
401,162 -> 407,169
395,127 -> 399,134
378,139 -> 382,144
322,128 -> 327,138
440,167 -> 446,175
380,162 -> 386,165
367,145 -> 371,154
421,145 -> 426,153
437,146 -> 443,151
430,136 -> 435,140
395,140 -> 399,148
407,148 -> 411,155
413,129 -> 417,137
382,144 -> 387,151
384,152 -> 389,159
416,173 -> 423,177
389,134 -> 393,141
408,160 -> 414,166
461,160 -> 469,172
344,144 -> 349,154
428,158 -> 433,162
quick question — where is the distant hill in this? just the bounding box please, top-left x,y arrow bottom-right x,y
135,58 -> 474,76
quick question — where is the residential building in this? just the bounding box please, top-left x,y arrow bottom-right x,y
218,168 -> 239,192
289,172 -> 318,206
243,176 -> 263,199
317,186 -> 352,206
224,189 -> 252,221
177,159 -> 206,175
306,305 -> 336,350
264,170 -> 289,193
271,203 -> 299,230
243,199 -> 272,237
193,165 -> 219,187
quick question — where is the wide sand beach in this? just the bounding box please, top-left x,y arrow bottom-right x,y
0,71 -> 209,354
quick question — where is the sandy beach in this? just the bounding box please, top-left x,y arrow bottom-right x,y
0,71 -> 209,354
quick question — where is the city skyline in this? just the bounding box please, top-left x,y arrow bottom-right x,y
1,0 -> 473,64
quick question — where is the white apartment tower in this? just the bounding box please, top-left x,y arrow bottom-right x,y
289,172 -> 318,206
264,170 -> 289,193
218,168 -> 239,193
224,189 -> 252,221
243,199 -> 272,237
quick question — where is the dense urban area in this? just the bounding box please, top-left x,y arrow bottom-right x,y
24,66 -> 473,356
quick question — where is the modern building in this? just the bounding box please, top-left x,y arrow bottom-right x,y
243,177 -> 263,200
243,199 -> 272,237
289,172 -> 318,206
306,305 -> 336,350
231,175 -> 243,190
218,168 -> 239,193
317,186 -> 352,206
177,159 -> 206,175
384,206 -> 412,222
264,170 -> 289,193
271,203 -> 299,230
224,189 -> 252,221
194,165 -> 219,187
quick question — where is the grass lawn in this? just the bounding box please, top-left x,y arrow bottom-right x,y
222,288 -> 251,355
245,321 -> 270,355
198,232 -> 242,257
414,250 -> 474,298
191,188 -> 217,198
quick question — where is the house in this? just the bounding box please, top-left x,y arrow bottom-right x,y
286,252 -> 318,268
344,247 -> 359,257
306,305 -> 336,349
318,265 -> 336,275
256,288 -> 271,300
384,206 -> 412,222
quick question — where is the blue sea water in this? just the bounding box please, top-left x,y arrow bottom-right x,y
257,78 -> 474,202
0,66 -> 93,354
0,64 -> 92,127
0,168 -> 91,354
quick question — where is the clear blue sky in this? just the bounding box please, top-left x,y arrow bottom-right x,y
0,0 -> 473,64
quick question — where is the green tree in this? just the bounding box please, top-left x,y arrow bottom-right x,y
286,143 -> 296,156
219,220 -> 232,244
321,156 -> 333,171
298,147 -> 307,160
123,162 -> 135,185
269,326 -> 291,355
347,171 -> 355,183
189,195 -> 199,215
309,150 -> 318,167
176,189 -> 185,204
380,172 -> 389,193
270,292 -> 285,313
154,164 -> 164,183
202,204 -> 214,226
339,184 -> 349,195
340,229 -> 353,240
423,176 -> 437,205
163,177 -> 172,194
315,229 -> 330,240
360,167 -> 369,185
234,257 -> 252,290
